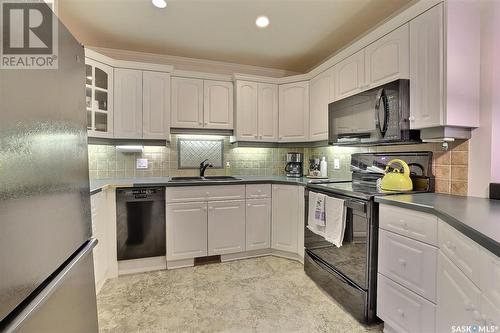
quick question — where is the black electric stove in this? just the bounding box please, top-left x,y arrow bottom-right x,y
304,152 -> 434,324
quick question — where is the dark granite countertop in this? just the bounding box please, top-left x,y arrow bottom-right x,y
375,193 -> 500,257
89,176 -> 346,195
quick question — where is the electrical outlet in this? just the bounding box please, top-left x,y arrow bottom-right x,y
334,158 -> 341,170
136,158 -> 148,169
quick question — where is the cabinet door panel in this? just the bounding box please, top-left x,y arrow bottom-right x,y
334,49 -> 365,100
166,202 -> 207,261
271,185 -> 299,252
86,58 -> 114,138
377,273 -> 436,333
235,81 -> 258,141
246,198 -> 271,251
143,71 -> 170,139
309,69 -> 332,141
171,77 -> 204,128
365,24 -> 409,87
114,69 -> 143,139
258,83 -> 279,141
409,4 -> 443,129
437,252 -> 482,333
204,80 -> 233,129
91,192 -> 107,290
208,200 -> 245,255
278,81 -> 309,142
378,230 -> 438,302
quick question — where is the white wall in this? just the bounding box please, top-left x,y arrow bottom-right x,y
468,0 -> 500,197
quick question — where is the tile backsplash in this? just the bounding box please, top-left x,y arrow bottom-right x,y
88,135 -> 469,196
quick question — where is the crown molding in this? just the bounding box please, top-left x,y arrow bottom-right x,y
172,70 -> 232,82
233,73 -> 311,84
88,47 -> 298,78
84,48 -> 173,72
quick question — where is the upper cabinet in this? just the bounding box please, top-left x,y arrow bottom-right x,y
309,69 -> 333,141
235,81 -> 258,141
114,69 -> 143,139
279,81 -> 309,142
171,77 -> 204,128
409,2 -> 480,132
258,83 -> 279,141
85,58 -> 113,138
203,80 -> 233,129
171,77 -> 233,130
143,71 -> 171,140
114,69 -> 171,140
333,49 -> 365,100
235,80 -> 278,142
365,24 -> 409,88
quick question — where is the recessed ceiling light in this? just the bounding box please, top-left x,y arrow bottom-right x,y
255,16 -> 270,28
152,0 -> 167,9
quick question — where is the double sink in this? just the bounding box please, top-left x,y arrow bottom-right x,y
169,176 -> 242,182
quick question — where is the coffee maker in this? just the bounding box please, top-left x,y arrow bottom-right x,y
285,152 -> 303,178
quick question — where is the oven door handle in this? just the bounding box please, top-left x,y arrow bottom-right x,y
345,199 -> 367,213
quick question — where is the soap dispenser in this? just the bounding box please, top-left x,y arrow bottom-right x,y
320,157 -> 328,178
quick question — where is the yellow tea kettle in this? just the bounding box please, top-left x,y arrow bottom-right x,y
380,159 -> 413,191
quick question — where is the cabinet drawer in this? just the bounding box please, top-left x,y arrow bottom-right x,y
438,220 -> 482,286
379,229 -> 438,302
480,248 -> 500,310
379,204 -> 438,246
166,185 -> 245,203
246,184 -> 271,199
377,273 -> 436,333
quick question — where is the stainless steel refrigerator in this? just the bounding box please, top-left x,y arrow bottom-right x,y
0,5 -> 99,333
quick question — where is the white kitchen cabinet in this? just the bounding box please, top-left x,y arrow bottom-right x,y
377,273 -> 436,333
365,24 -> 409,88
409,4 -> 443,129
235,81 -> 258,141
208,200 -> 246,255
309,69 -> 332,141
171,77 -> 204,128
409,2 -> 480,130
438,219 -> 482,286
246,198 -> 271,251
235,81 -> 278,142
379,229 -> 438,302
85,58 -> 113,138
113,68 -> 143,139
278,81 -> 309,142
203,80 -> 233,129
142,71 -> 171,139
166,201 -> 208,261
90,191 -> 109,293
271,185 -> 299,253
437,252 -> 482,333
479,249 -> 500,317
333,49 -> 365,100
258,83 -> 279,141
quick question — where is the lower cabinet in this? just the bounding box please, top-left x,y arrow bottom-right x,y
246,198 -> 271,251
166,201 -> 208,261
377,273 -> 436,333
437,252 -> 482,333
91,191 -> 108,291
208,200 -> 246,255
272,185 -> 299,253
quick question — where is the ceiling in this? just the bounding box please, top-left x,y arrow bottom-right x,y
58,0 -> 415,73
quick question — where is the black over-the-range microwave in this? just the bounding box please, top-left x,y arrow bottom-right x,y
328,79 -> 420,146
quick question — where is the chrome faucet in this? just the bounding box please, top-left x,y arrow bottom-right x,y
199,159 -> 213,177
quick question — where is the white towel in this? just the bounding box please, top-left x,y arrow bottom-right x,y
307,192 -> 326,237
324,196 -> 346,248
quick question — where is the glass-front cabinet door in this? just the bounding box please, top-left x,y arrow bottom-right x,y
85,58 -> 113,138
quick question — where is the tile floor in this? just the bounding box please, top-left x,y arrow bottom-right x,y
97,256 -> 383,333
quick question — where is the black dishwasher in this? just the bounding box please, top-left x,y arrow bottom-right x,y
116,187 -> 165,260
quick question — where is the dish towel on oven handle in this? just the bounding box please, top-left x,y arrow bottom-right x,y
325,196 -> 347,247
307,191 -> 326,237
